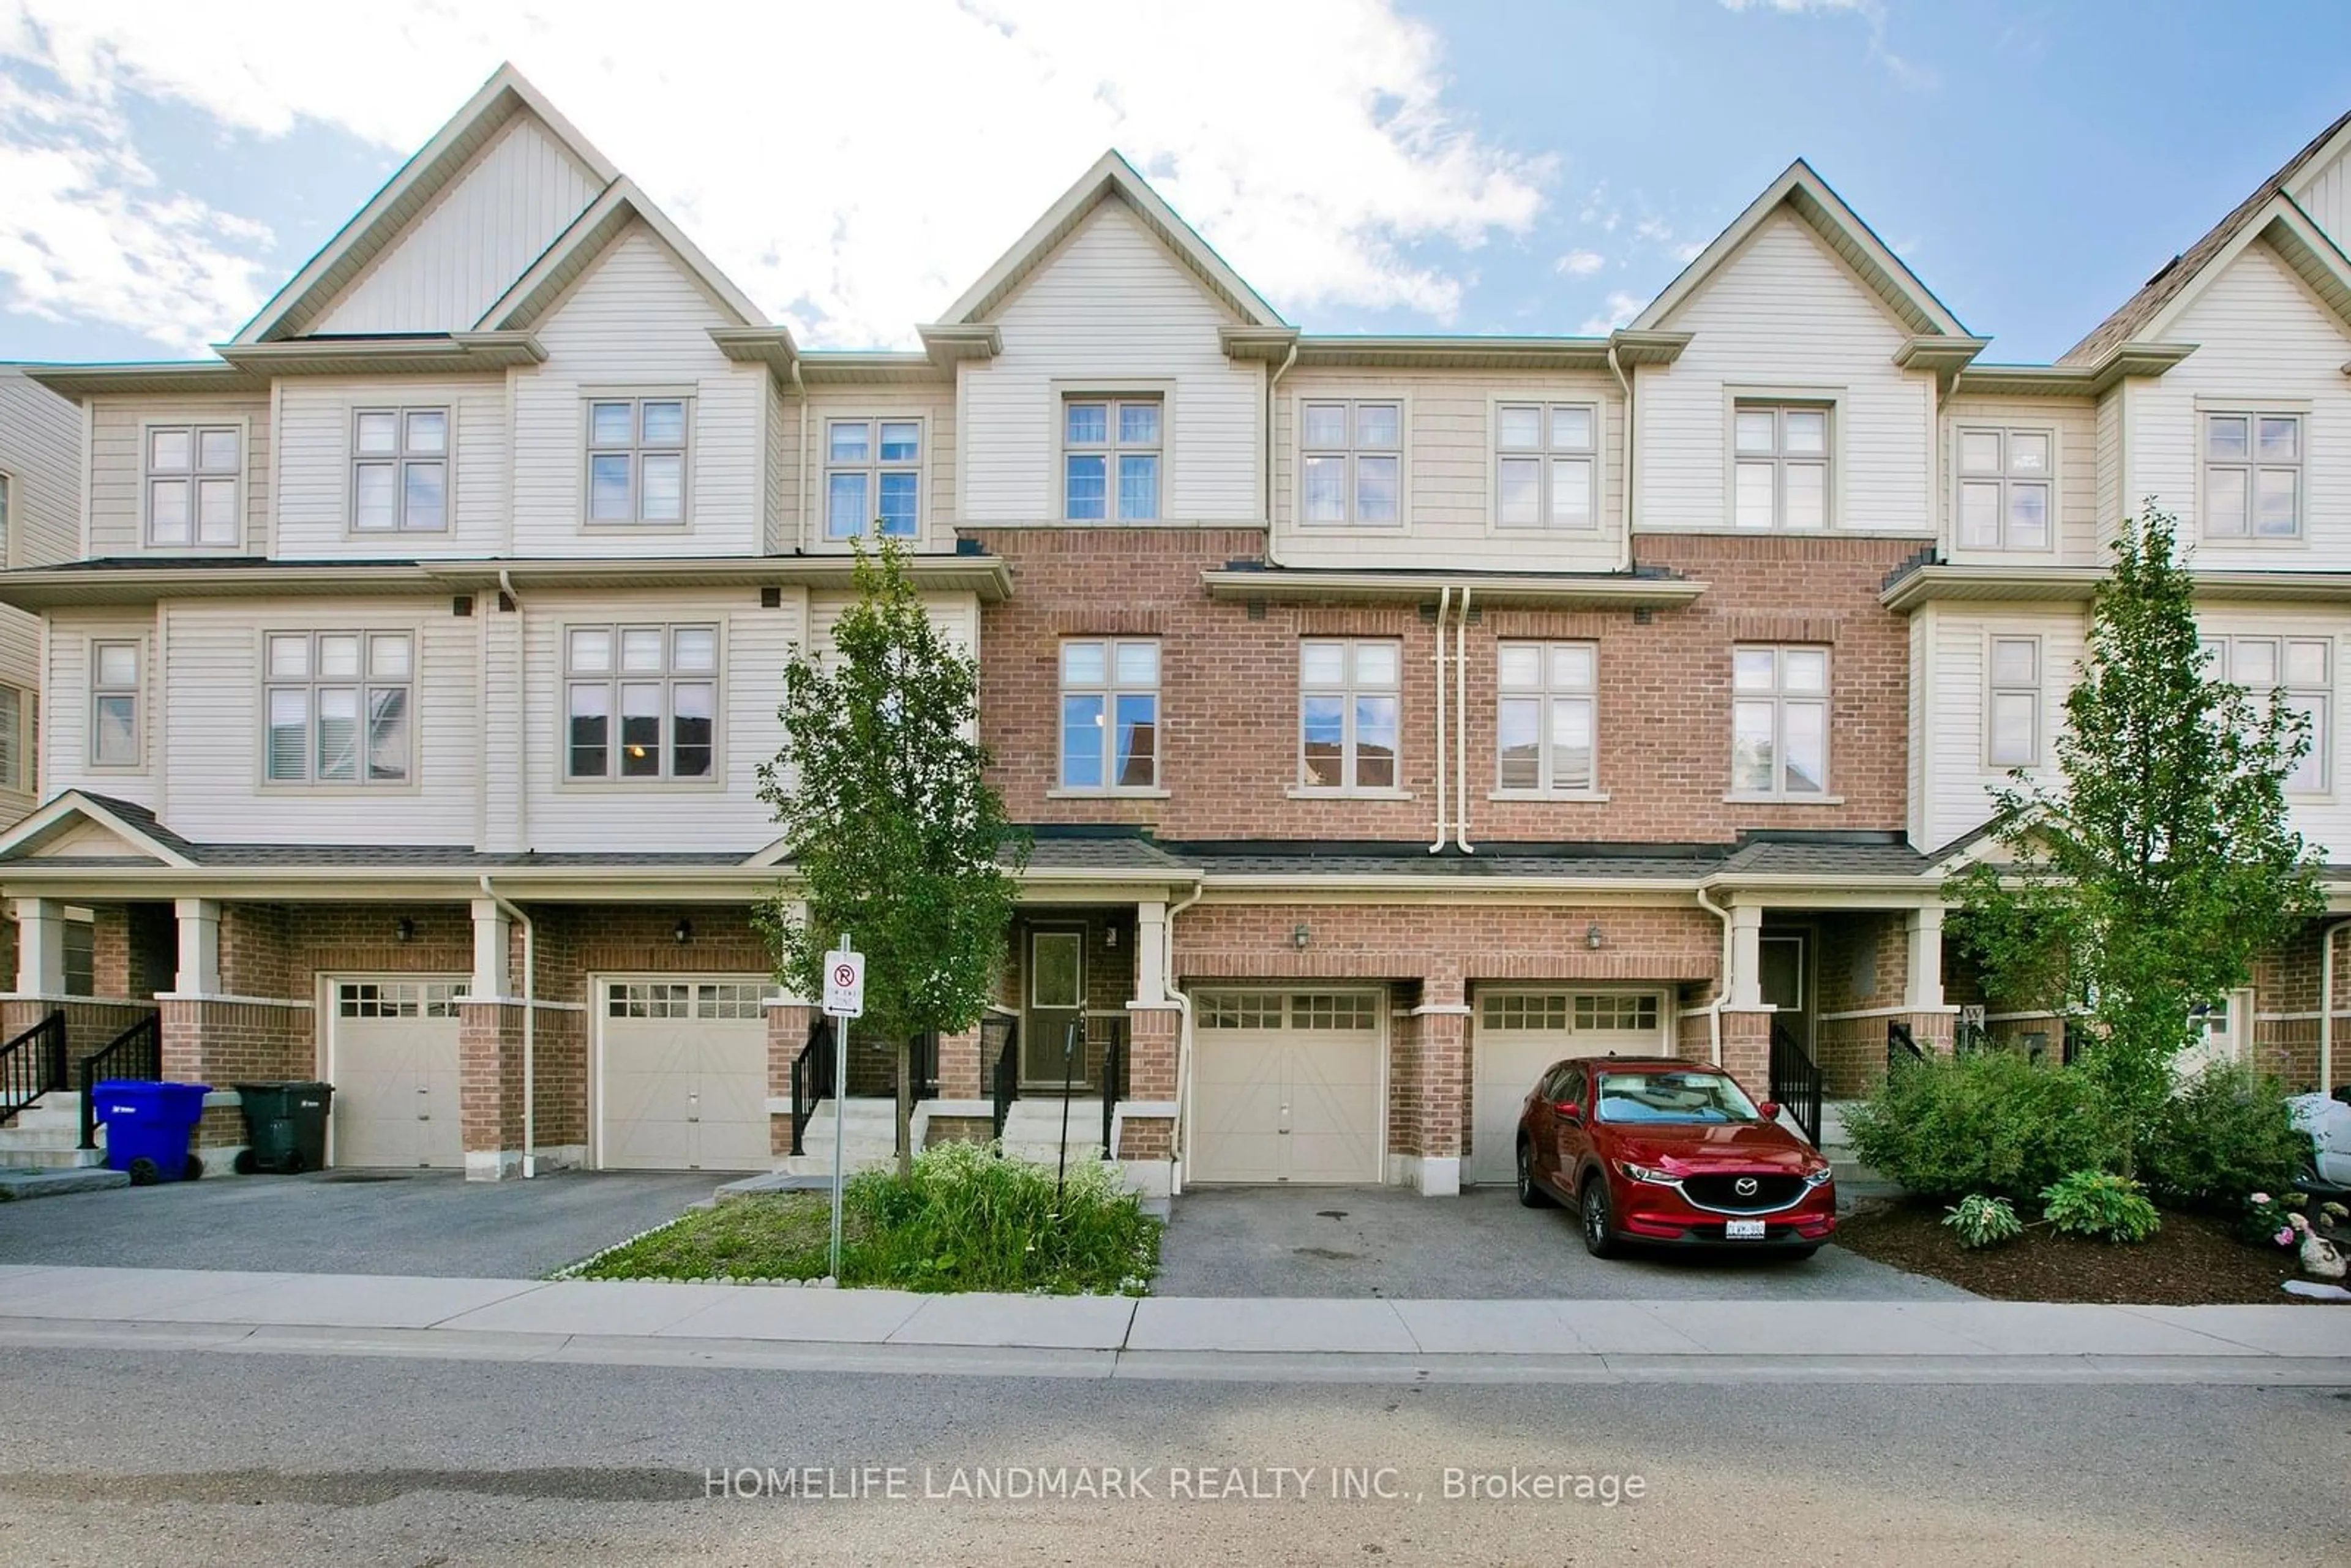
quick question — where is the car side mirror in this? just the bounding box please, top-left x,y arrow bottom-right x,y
1551,1100 -> 1583,1125
1757,1100 -> 1780,1120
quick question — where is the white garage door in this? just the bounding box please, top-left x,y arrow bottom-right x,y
1191,990 -> 1382,1184
1467,990 -> 1667,1185
328,978 -> 466,1169
599,979 -> 770,1172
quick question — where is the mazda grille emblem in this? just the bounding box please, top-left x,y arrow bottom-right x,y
1734,1177 -> 1758,1196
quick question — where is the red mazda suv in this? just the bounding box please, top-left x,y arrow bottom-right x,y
1515,1056 -> 1835,1258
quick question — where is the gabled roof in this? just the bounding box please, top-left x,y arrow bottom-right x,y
234,64 -> 621,344
1630,159 -> 1970,339
2064,108 -> 2351,366
0,791 -> 200,869
936,150 -> 1286,329
473,177 -> 763,331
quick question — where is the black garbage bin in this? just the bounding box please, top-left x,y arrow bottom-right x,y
231,1081 -> 333,1174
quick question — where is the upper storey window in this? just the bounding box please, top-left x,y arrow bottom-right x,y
1064,398 -> 1160,521
264,631 -> 413,786
1302,400 -> 1401,526
1733,403 -> 1829,530
2203,411 -> 2301,539
587,398 -> 689,526
826,419 -> 921,541
1496,404 -> 1595,530
353,408 -> 448,533
566,624 -> 717,782
1731,645 -> 1829,799
1956,428 -> 2052,550
146,425 -> 240,549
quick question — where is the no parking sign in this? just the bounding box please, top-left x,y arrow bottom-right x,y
822,948 -> 865,1018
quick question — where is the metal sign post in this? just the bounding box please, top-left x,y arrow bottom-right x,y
821,939 -> 866,1282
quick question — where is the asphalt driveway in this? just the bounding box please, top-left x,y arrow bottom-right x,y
0,1169 -> 720,1278
1155,1186 -> 1971,1300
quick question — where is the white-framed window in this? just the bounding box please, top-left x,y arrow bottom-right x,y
586,397 -> 688,525
351,408 -> 448,532
1064,397 -> 1161,521
825,418 -> 921,540
1730,645 -> 1828,797
1301,399 -> 1402,526
264,631 -> 413,785
566,624 -> 718,781
1299,639 -> 1400,790
90,641 -> 141,767
1733,403 -> 1830,530
2204,634 -> 2331,792
1956,427 -> 2052,550
1496,403 -> 1595,529
1986,636 -> 2041,768
2203,411 -> 2302,539
1497,641 -> 1597,792
1058,639 -> 1160,791
0,685 -> 26,792
144,424 -> 240,547
62,915 -> 94,997
339,980 -> 461,1019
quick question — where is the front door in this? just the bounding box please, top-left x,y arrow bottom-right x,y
1759,931 -> 1809,1051
1023,927 -> 1087,1086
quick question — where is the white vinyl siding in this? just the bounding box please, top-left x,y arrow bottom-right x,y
787,387 -> 954,553
1299,399 -> 1401,526
1730,645 -> 1829,799
276,378 -> 507,558
959,199 -> 1259,524
1920,607 -> 2091,852
1496,642 -> 1597,793
87,396 -> 271,557
311,114 -> 602,336
1494,403 -> 1595,530
1638,212 -> 1931,535
1944,397 -> 2101,566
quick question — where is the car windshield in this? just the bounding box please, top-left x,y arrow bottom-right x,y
1594,1071 -> 1762,1125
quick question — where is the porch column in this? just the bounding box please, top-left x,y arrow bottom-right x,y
13,898 -> 64,996
1905,906 -> 1944,1011
1132,899 -> 1167,1005
173,898 -> 220,996
1727,904 -> 1764,1008
469,897 -> 512,1001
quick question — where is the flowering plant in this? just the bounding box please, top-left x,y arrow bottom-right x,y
2244,1190 -> 2308,1248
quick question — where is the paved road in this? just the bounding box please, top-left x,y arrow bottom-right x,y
0,1348 -> 2341,1566
1158,1185 -> 1967,1299
0,1169 -> 720,1277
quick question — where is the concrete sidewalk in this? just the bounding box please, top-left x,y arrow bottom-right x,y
0,1263 -> 2344,1384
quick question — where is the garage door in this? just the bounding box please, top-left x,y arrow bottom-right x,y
1467,990 -> 1666,1185
1191,990 -> 1382,1184
328,978 -> 466,1169
599,978 -> 770,1172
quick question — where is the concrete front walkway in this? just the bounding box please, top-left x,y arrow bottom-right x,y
0,1264 -> 2342,1384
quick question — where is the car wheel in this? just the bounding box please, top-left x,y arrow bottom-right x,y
1580,1176 -> 1620,1258
1515,1140 -> 1551,1208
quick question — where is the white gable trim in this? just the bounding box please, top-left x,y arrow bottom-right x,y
0,792 -> 198,869
940,149 -> 1284,329
1632,159 -> 1968,339
234,63 -> 620,345
474,179 -> 764,332
2137,196 -> 2351,347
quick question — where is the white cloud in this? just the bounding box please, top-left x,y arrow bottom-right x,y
1554,249 -> 1605,277
1715,0 -> 1934,88
1577,290 -> 1644,336
0,0 -> 1552,351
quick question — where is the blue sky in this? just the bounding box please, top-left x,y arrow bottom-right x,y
1,1 -> 2346,367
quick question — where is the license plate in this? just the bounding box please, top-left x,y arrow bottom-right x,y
1724,1219 -> 1766,1240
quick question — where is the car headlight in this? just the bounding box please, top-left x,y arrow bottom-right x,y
1614,1160 -> 1679,1186
1803,1166 -> 1835,1187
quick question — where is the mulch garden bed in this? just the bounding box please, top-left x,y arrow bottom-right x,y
1834,1199 -> 2317,1305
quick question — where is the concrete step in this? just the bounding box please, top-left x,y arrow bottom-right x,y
0,1125 -> 95,1152
5,1096 -> 86,1133
0,1146 -> 109,1171
1000,1141 -> 1108,1166
0,1165 -> 129,1200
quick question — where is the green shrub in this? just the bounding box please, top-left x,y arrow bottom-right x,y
2040,1170 -> 2161,1243
839,1139 -> 1160,1294
1941,1194 -> 2025,1250
1844,1049 -> 2124,1201
2138,1066 -> 2309,1210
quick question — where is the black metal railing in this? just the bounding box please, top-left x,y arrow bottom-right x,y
1955,1012 -> 1990,1056
789,1015 -> 834,1157
1097,1016 -> 1128,1158
984,1013 -> 1019,1140
1887,1019 -> 1926,1075
79,1011 -> 162,1150
0,1010 -> 67,1122
1768,1020 -> 1823,1148
907,1031 -> 940,1103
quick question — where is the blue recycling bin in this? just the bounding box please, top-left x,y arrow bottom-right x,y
96,1079 -> 212,1184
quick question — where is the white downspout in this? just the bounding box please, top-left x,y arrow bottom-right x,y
479,875 -> 536,1179
2323,918 -> 2351,1095
1694,885 -> 1730,1067
1263,342 -> 1298,568
498,569 -> 527,853
1606,339 -> 1635,573
1164,880 -> 1204,1194
1430,585 -> 1450,853
789,358 -> 811,555
1454,585 -> 1474,853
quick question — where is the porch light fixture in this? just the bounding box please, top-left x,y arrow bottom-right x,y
396,917 -> 415,943
1292,923 -> 1311,950
674,918 -> 693,946
1586,921 -> 1604,950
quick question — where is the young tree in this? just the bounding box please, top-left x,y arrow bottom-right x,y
757,538 -> 1027,1175
1950,503 -> 2323,1171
